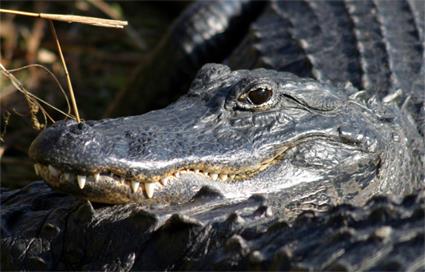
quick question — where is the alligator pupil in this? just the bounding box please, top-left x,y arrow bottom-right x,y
248,88 -> 272,105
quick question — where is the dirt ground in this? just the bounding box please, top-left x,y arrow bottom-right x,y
0,1 -> 189,187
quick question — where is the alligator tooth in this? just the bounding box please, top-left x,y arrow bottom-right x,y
219,174 -> 228,181
48,165 -> 60,177
175,172 -> 180,178
94,173 -> 100,182
131,181 -> 140,193
229,174 -> 236,180
210,173 -> 218,180
144,183 -> 155,198
34,164 -> 40,176
160,177 -> 169,186
194,169 -> 200,174
77,175 -> 86,189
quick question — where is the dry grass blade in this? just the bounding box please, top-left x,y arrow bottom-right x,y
0,8 -> 128,28
87,0 -> 146,50
0,63 -> 75,129
1,7 -> 130,124
6,64 -> 72,115
48,20 -> 80,123
0,112 -> 11,142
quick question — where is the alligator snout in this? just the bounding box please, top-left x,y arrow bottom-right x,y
29,120 -> 107,173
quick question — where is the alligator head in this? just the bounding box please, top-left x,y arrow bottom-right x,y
29,64 -> 421,205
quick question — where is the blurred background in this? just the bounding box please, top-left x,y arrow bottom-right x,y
0,1 -> 189,187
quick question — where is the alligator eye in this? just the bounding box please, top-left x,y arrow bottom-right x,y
247,87 -> 273,105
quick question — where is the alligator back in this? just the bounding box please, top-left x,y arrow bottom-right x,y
1,182 -> 424,270
111,0 -> 424,136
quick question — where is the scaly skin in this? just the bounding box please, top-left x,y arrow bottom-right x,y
1,182 -> 424,270
2,0 -> 425,270
29,64 -> 423,205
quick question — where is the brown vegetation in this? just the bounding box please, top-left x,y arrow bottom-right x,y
0,1 -> 186,187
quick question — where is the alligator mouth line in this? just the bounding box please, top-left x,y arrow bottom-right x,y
33,135 -> 360,200
33,152 -> 284,199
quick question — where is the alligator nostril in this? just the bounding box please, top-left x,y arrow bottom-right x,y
69,122 -> 91,135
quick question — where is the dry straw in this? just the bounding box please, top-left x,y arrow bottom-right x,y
0,8 -> 128,123
0,8 -> 128,28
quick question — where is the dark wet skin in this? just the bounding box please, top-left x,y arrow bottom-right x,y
29,64 -> 423,205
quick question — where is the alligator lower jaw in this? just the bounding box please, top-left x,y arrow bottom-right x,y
33,159 -> 276,201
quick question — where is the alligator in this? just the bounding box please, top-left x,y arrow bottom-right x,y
27,63 -> 423,208
1,0 -> 424,270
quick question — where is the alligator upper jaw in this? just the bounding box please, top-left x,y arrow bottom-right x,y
30,129 -> 376,205
31,144 -> 286,204
27,97 -> 290,203
29,115 -> 375,204
28,110 -> 376,204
